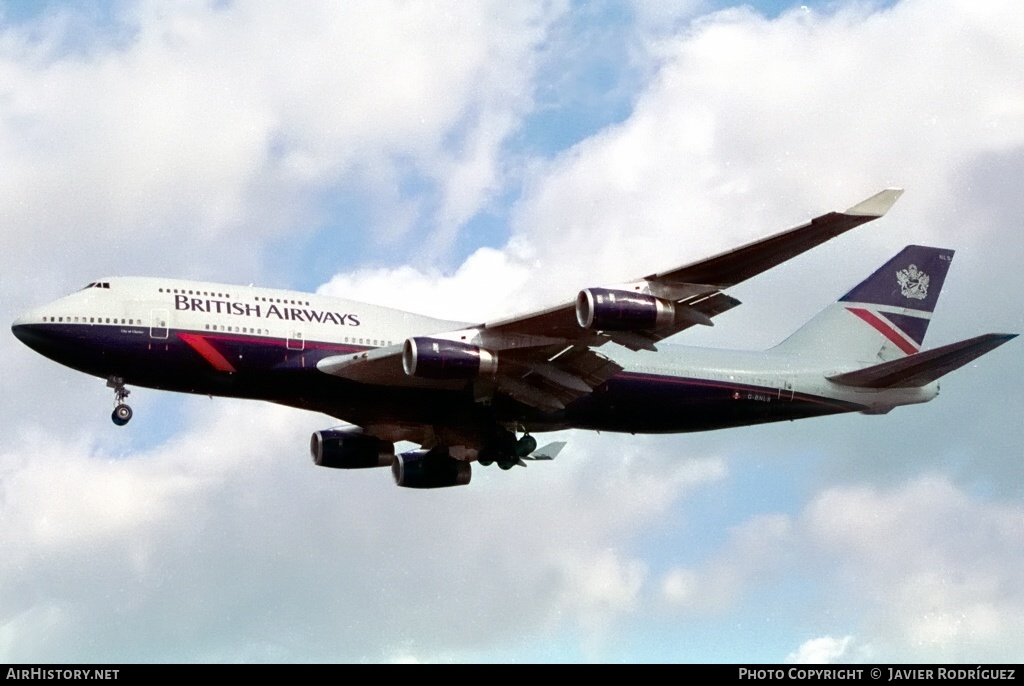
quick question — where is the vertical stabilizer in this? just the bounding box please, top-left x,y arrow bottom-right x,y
774,246 -> 955,363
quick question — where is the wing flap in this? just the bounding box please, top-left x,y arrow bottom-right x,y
645,292 -> 743,344
528,347 -> 622,406
497,346 -> 623,412
827,333 -> 1017,389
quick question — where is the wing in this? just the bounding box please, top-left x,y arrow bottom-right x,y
486,188 -> 904,349
318,188 -> 904,413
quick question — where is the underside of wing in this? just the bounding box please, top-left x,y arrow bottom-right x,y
316,343 -> 463,390
494,345 -> 623,412
316,339 -> 622,414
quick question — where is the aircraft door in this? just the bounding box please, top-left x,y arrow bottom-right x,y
150,309 -> 169,339
287,329 -> 304,351
778,379 -> 794,401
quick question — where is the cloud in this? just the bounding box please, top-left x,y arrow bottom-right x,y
317,244 -> 534,322
660,514 -> 795,613
659,476 -> 1024,662
805,476 -> 1024,662
0,1 -> 558,293
785,635 -> 853,664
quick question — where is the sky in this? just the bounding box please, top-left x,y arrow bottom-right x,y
1,0 -> 1022,664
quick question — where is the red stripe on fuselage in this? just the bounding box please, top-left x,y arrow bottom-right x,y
846,307 -> 919,355
178,333 -> 237,372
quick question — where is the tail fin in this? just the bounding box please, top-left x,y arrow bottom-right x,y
775,245 -> 955,363
828,333 -> 1017,388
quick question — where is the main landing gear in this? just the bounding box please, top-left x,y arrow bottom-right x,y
477,427 -> 537,470
106,376 -> 133,426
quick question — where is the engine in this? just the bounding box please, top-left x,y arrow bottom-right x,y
392,449 -> 472,489
402,337 -> 498,379
575,288 -> 675,331
310,429 -> 395,469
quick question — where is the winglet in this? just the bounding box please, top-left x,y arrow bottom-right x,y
843,188 -> 905,217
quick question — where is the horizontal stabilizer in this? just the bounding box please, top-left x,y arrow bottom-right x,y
827,333 -> 1017,389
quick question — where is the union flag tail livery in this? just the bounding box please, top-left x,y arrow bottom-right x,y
776,245 -> 954,363
11,188 -> 1017,489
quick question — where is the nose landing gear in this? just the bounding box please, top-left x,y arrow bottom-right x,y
106,377 -> 133,426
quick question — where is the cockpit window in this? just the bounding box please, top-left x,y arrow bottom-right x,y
81,281 -> 111,290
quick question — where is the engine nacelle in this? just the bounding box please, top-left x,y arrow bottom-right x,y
310,429 -> 395,469
392,449 -> 472,489
575,288 -> 675,331
402,337 -> 497,379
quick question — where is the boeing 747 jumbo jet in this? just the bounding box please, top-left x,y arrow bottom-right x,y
11,189 -> 1016,488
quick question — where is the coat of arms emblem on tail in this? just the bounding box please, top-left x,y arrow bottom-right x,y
897,264 -> 929,300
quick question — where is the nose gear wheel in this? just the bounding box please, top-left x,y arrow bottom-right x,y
106,376 -> 133,426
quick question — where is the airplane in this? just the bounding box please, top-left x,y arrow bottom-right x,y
11,188 -> 1016,489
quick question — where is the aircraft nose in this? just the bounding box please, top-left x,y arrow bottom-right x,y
11,313 -> 47,350
12,318 -> 36,346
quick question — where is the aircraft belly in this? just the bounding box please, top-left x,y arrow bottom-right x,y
563,372 -> 857,433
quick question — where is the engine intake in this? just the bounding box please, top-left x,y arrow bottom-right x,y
392,449 -> 472,489
310,429 -> 394,469
576,288 -> 675,331
402,337 -> 497,379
